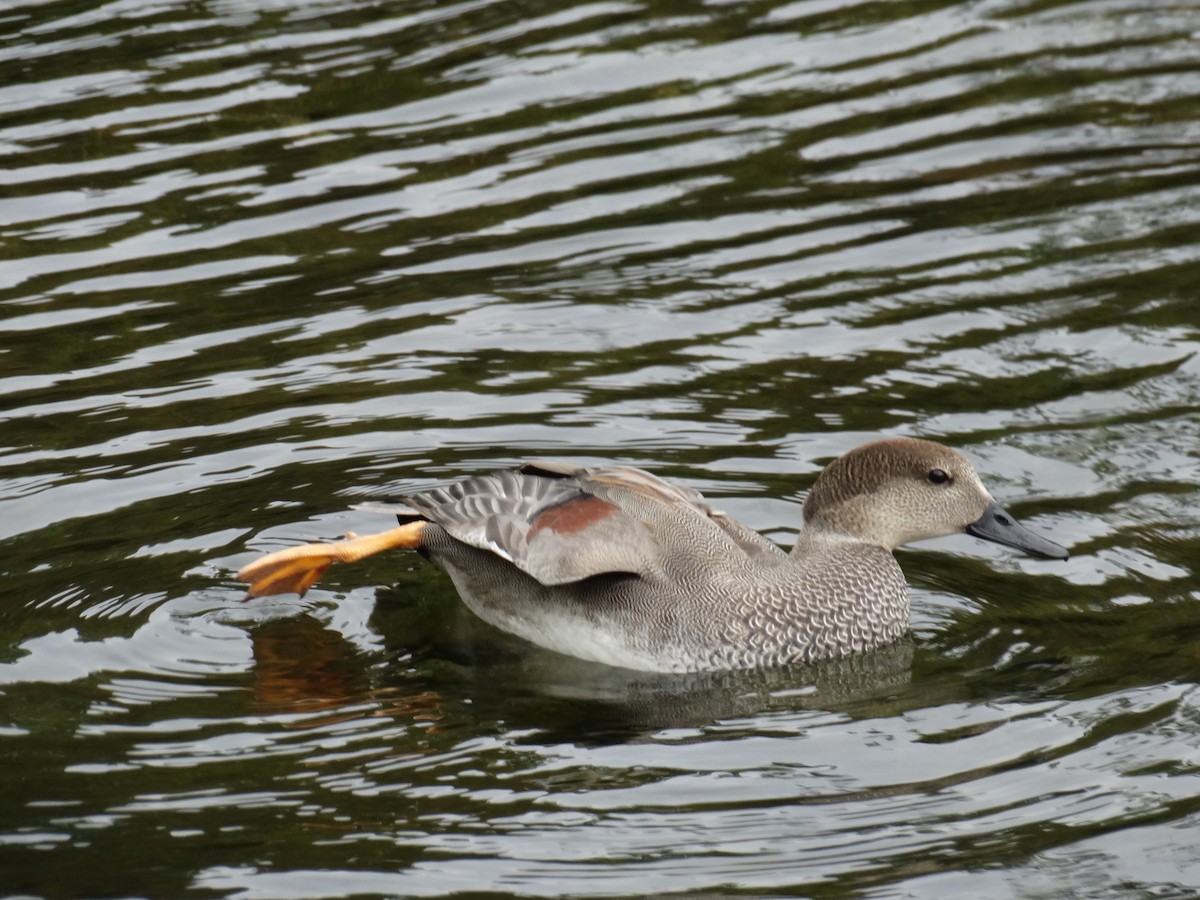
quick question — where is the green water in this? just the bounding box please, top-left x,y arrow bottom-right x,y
3,0 -> 1200,896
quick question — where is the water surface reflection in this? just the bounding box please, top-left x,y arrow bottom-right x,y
2,0 -> 1200,896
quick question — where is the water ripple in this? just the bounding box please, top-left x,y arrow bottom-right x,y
2,0 -> 1200,896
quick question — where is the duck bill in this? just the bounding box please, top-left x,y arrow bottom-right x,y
966,502 -> 1068,560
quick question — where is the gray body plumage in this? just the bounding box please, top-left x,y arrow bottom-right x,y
390,461 -> 910,673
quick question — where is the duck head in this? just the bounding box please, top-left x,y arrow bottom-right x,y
803,437 -> 1068,559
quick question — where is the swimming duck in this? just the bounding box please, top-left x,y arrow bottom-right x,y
237,437 -> 1067,672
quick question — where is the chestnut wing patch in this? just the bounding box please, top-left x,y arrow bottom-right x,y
402,470 -> 659,586
528,494 -> 620,538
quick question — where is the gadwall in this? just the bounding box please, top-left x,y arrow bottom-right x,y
238,438 -> 1067,672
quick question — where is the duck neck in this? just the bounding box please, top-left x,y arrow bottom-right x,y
789,521 -> 887,557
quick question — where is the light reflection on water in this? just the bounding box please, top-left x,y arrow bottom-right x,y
2,0 -> 1200,896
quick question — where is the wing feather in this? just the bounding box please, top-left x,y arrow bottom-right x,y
367,461 -> 782,586
400,468 -> 658,585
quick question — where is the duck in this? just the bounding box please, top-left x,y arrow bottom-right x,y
237,437 -> 1068,673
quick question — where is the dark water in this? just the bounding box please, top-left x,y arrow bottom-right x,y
3,0 -> 1200,896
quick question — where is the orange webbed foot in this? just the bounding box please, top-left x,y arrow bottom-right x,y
237,522 -> 429,598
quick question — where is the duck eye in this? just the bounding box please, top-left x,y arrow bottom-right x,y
928,468 -> 950,485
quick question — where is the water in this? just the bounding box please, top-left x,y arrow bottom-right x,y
3,0 -> 1200,896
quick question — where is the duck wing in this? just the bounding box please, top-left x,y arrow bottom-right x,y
576,464 -> 786,562
378,464 -> 656,586
366,461 -> 783,587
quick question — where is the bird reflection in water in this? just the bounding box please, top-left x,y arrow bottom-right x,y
249,616 -> 442,726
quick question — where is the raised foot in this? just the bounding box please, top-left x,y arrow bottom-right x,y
237,521 -> 428,598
